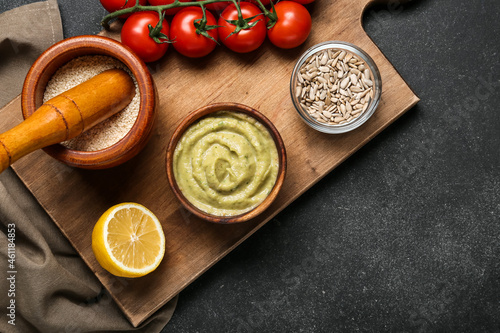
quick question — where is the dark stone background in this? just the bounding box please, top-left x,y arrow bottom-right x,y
1,0 -> 499,332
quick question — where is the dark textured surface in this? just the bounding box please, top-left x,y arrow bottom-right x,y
1,0 -> 499,332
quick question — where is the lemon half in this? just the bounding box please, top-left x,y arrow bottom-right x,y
92,203 -> 165,278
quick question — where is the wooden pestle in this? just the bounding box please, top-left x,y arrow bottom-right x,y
0,69 -> 135,174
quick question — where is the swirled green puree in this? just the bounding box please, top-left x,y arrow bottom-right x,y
173,111 -> 279,216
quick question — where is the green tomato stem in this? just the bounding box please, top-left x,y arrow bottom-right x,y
261,0 -> 278,29
101,0 -> 228,28
231,0 -> 245,26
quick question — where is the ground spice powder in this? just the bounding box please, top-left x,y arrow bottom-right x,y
43,55 -> 140,151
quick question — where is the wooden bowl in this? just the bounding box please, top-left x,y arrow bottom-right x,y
166,103 -> 287,224
21,35 -> 156,169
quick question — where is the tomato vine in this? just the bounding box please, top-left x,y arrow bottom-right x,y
101,0 -> 313,59
101,0 -> 275,32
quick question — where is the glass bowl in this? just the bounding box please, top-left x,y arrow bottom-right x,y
290,41 -> 382,134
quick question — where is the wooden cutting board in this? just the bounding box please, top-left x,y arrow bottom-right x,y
0,0 -> 418,327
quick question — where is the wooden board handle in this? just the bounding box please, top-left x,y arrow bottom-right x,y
0,69 -> 135,174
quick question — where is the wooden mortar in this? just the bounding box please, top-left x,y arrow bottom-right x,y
21,35 -> 157,170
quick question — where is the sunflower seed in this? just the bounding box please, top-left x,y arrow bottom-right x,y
296,86 -> 302,98
320,52 -> 328,65
317,102 -> 324,113
351,68 -> 360,75
364,69 -> 371,80
309,86 -> 316,100
340,77 -> 350,89
350,74 -> 358,85
322,110 -> 332,118
317,77 -> 327,84
332,56 -> 339,67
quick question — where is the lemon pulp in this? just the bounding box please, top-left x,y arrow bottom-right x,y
92,203 -> 165,278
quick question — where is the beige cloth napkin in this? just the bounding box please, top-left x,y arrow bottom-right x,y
0,0 -> 61,109
0,1 -> 177,332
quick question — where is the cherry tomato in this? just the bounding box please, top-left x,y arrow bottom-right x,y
170,7 -> 218,58
148,0 -> 190,16
218,2 -> 266,53
267,1 -> 311,49
100,0 -> 147,18
121,12 -> 170,62
196,0 -> 231,12
289,0 -> 314,4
